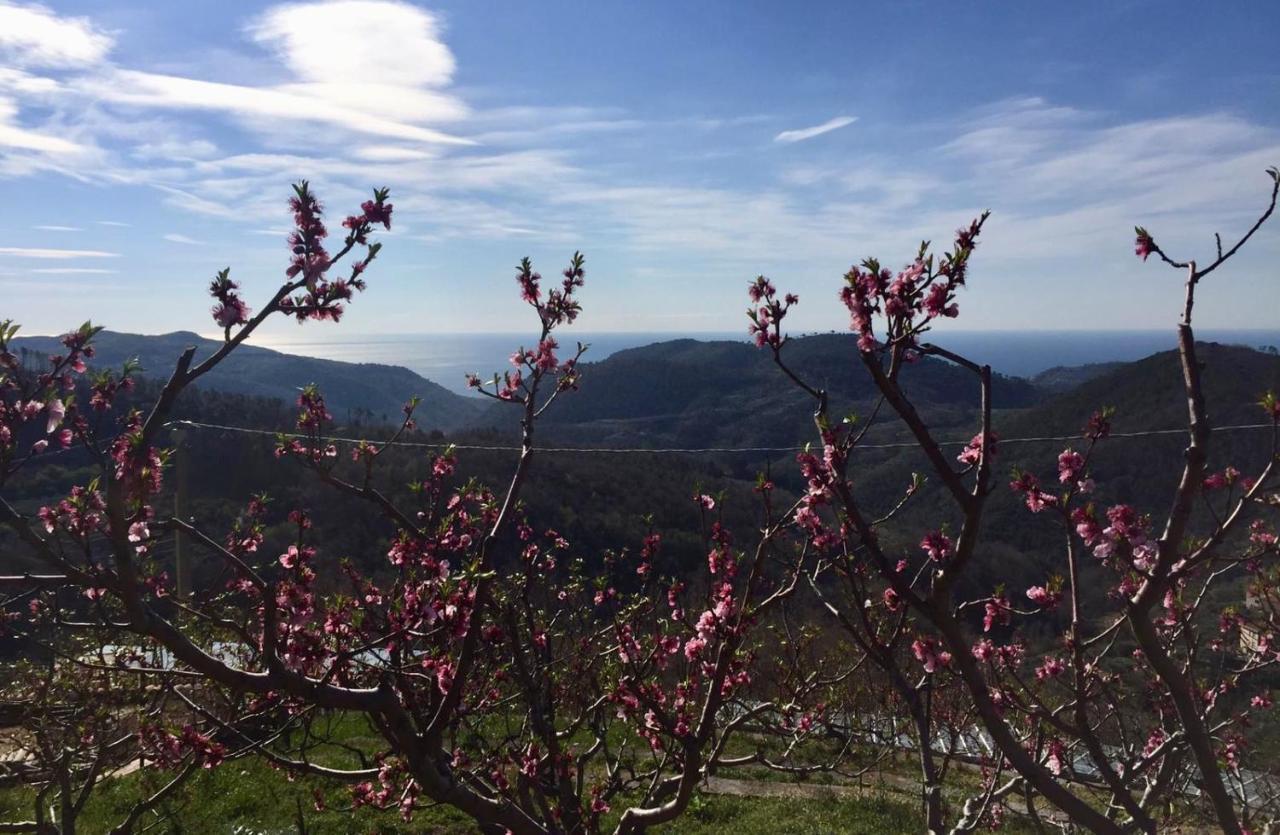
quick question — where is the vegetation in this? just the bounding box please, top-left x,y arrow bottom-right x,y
2,169 -> 1280,834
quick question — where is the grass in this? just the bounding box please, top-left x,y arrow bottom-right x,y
0,713 -> 1030,832
654,792 -> 926,834
0,758 -> 933,834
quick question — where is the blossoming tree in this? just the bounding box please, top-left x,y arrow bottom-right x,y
752,167 -> 1280,833
0,182 -> 819,834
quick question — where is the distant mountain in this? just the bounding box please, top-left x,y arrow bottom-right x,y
1005,342 -> 1280,438
483,333 -> 1043,448
1030,362 -> 1126,393
12,330 -> 483,431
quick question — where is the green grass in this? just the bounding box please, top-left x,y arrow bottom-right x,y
653,793 -> 925,834
0,759 -> 932,834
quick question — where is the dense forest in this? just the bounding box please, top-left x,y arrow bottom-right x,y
6,334 -> 1277,641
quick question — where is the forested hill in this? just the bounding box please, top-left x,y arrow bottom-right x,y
484,333 -> 1042,448
12,330 -> 484,432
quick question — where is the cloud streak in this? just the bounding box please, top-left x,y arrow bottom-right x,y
0,248 -> 120,257
162,233 -> 206,245
28,267 -> 118,274
774,115 -> 857,144
0,247 -> 119,258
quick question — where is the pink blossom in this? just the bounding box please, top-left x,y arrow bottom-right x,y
983,596 -> 1011,632
1046,739 -> 1067,776
1134,228 -> 1154,261
1026,584 -> 1062,610
920,530 -> 954,562
45,398 -> 65,434
912,636 -> 951,673
1035,656 -> 1066,680
1057,448 -> 1084,484
957,432 -> 997,466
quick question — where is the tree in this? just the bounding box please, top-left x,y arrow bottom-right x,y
0,183 -> 810,834
753,168 -> 1280,833
4,166 -> 1279,834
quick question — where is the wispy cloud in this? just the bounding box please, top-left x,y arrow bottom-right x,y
33,224 -> 82,232
81,70 -> 472,146
29,267 -> 117,274
0,1 -> 114,68
0,246 -> 119,258
0,97 -> 86,154
162,233 -> 206,245
94,220 -> 130,227
774,115 -> 857,144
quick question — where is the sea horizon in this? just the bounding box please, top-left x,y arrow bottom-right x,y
245,328 -> 1280,395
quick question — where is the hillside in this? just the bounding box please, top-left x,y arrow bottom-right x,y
1030,361 -> 1126,392
484,333 -> 1043,448
836,342 -> 1280,605
12,330 -> 484,432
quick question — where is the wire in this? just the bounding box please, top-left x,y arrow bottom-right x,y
163,418 -> 1276,456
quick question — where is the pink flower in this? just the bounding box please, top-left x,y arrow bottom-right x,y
128,521 -> 150,543
1035,656 -> 1066,680
1202,467 -> 1240,491
695,493 -> 715,511
912,636 -> 951,673
360,194 -> 393,229
1134,228 -> 1154,261
279,545 -> 312,569
45,398 -> 65,434
1010,471 -> 1057,513
1026,584 -> 1062,610
1057,449 -> 1084,485
1046,739 -> 1067,776
920,530 -> 954,562
983,596 -> 1011,632
957,432 -> 997,466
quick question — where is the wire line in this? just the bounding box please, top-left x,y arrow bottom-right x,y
163,418 -> 1276,456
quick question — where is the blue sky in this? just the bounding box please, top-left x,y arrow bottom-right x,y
1,0 -> 1279,340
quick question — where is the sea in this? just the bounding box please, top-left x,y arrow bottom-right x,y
252,329 -> 1280,396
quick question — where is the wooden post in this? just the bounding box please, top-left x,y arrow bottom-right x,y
172,428 -> 190,599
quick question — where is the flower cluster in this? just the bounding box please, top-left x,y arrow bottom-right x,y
838,213 -> 988,354
746,276 -> 798,349
912,635 -> 952,674
470,255 -> 587,402
518,252 -> 585,327
209,268 -> 251,329
0,321 -> 105,470
278,182 -> 387,323
1073,503 -> 1156,570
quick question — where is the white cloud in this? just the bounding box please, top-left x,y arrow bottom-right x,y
774,116 -> 857,144
0,1 -> 114,68
355,145 -> 437,162
81,70 -> 472,145
0,246 -> 118,258
0,96 -> 85,154
162,233 -> 206,245
33,224 -> 81,231
94,220 -> 130,227
132,139 -> 220,160
28,267 -> 116,274
249,1 -> 454,88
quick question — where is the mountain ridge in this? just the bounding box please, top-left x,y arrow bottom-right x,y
12,329 -> 484,432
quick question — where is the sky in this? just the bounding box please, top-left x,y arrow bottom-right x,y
1,0 -> 1279,341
